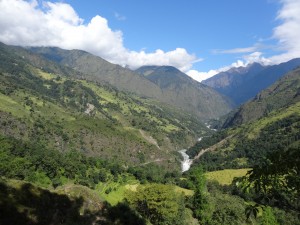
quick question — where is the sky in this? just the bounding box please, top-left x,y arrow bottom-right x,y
0,0 -> 300,82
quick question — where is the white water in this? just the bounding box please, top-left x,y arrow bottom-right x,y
178,149 -> 193,172
205,123 -> 217,131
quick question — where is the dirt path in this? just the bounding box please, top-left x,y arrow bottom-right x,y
192,135 -> 233,162
139,129 -> 160,149
139,158 -> 167,166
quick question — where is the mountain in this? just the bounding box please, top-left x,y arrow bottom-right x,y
1,42 -> 298,225
28,47 -> 233,120
203,58 -> 300,105
28,46 -> 164,99
136,65 -> 233,120
0,42 -> 212,167
187,66 -> 300,170
223,66 -> 300,127
136,65 -> 193,88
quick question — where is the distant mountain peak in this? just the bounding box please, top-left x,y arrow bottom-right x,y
222,66 -> 300,128
137,65 -> 183,75
203,58 -> 300,105
223,62 -> 264,75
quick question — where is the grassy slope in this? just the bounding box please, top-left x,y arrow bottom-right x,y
205,169 -> 250,185
0,48 -> 209,167
190,101 -> 300,171
96,177 -> 194,206
28,46 -> 233,120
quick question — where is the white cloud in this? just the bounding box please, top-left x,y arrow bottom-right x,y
269,0 -> 300,63
243,52 -> 272,65
186,52 -> 271,82
0,0 -> 197,71
187,69 -> 219,82
186,60 -> 245,82
123,48 -> 200,71
114,12 -> 126,21
213,46 -> 258,54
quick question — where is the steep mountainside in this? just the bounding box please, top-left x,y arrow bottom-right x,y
136,65 -> 194,88
203,58 -> 300,105
28,46 -> 164,99
188,102 -> 300,170
187,67 -> 300,171
0,42 -> 211,167
136,65 -> 233,120
223,66 -> 300,127
203,62 -> 265,93
28,47 -> 233,120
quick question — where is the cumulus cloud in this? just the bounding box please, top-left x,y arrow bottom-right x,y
186,60 -> 245,82
243,52 -> 272,65
0,0 -> 197,71
269,0 -> 300,63
187,70 -> 219,82
186,52 -> 271,82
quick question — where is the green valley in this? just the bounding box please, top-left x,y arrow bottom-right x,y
0,42 -> 211,168
0,41 -> 299,225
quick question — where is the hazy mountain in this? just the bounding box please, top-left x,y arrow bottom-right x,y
203,58 -> 300,105
222,66 -> 300,127
27,47 -> 233,120
136,65 -> 234,120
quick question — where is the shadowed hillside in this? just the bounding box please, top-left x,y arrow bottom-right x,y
0,179 -> 145,225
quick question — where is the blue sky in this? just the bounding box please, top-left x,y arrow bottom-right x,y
65,0 -> 279,67
0,0 -> 300,81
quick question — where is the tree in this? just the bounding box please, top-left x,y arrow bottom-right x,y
245,203 -> 259,223
126,184 -> 185,225
246,144 -> 300,211
260,206 -> 279,225
186,166 -> 211,223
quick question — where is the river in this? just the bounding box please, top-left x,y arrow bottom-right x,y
178,149 -> 192,172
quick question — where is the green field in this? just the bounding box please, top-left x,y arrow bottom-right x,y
96,177 -> 194,205
206,168 -> 250,185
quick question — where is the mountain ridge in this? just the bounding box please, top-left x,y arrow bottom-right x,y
203,58 -> 300,105
136,65 -> 234,120
28,46 -> 233,120
222,66 -> 300,127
